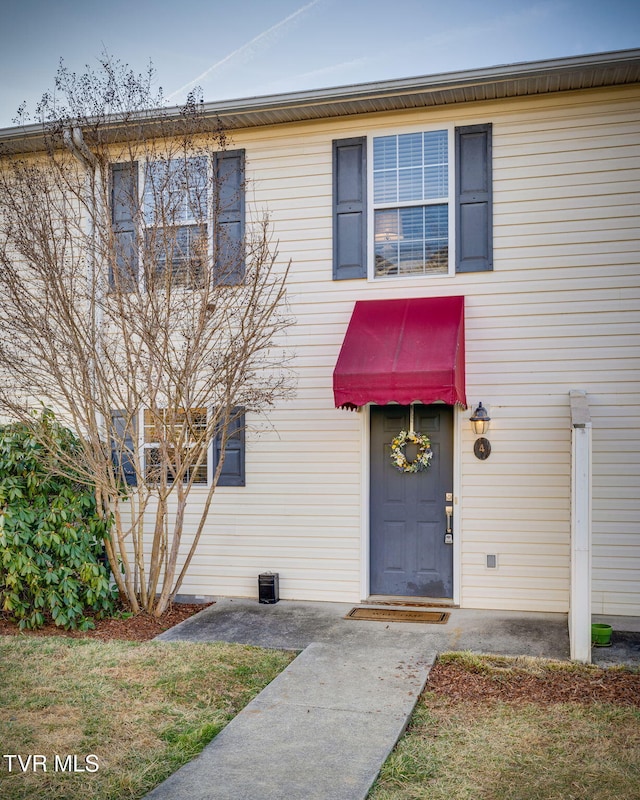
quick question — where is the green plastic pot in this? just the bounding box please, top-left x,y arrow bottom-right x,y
591,623 -> 613,647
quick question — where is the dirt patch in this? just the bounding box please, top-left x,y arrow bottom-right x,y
0,603 -> 210,641
428,659 -> 640,707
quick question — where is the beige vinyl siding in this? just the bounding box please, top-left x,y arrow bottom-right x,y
592,397 -> 640,615
158,85 -> 639,614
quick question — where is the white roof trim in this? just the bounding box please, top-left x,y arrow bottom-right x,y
2,48 -> 639,152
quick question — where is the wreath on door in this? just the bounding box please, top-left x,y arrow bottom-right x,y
390,430 -> 433,473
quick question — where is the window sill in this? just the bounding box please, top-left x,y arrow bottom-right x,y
368,270 -> 454,283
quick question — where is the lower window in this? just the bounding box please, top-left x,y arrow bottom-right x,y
143,407 -> 209,485
134,406 -> 246,488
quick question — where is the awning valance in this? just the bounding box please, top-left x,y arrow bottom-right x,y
333,296 -> 467,409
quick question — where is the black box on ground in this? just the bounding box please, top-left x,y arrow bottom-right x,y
258,572 -> 279,604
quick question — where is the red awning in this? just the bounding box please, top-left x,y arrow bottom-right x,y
333,296 -> 467,409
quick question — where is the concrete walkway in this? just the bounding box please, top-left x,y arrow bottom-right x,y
144,599 -> 571,800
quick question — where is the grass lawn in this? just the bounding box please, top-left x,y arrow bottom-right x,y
369,653 -> 640,800
0,635 -> 295,800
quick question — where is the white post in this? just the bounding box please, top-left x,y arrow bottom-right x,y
569,390 -> 592,663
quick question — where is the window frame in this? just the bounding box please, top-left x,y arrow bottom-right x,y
141,155 -> 211,289
142,406 -> 210,487
367,122 -> 456,281
109,149 -> 245,291
138,406 -> 246,489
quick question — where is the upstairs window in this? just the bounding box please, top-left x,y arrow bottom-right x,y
143,156 -> 208,288
110,150 -> 245,290
372,129 -> 450,278
333,126 -> 491,280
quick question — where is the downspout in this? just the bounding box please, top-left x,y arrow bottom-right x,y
63,126 -> 100,294
62,125 -> 102,351
64,126 -> 99,170
569,389 -> 592,663
63,127 -> 136,610
62,125 -> 105,447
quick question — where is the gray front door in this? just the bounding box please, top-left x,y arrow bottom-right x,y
370,404 -> 454,598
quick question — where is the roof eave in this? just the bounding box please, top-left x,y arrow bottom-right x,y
2,48 -> 639,153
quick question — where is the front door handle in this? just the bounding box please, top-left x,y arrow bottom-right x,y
445,505 -> 453,533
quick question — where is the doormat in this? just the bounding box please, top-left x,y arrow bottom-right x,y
345,607 -> 450,624
363,600 -> 456,609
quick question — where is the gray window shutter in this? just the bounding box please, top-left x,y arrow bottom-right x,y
214,409 -> 245,487
214,150 -> 245,285
111,409 -> 137,487
110,163 -> 139,288
455,124 -> 492,273
333,137 -> 367,280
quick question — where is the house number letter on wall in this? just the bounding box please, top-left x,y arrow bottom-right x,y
473,437 -> 491,460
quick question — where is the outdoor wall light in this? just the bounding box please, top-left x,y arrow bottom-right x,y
469,402 -> 491,435
471,402 -> 492,460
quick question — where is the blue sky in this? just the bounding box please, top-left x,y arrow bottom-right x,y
1,0 -> 638,129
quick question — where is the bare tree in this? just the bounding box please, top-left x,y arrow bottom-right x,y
0,56 -> 293,616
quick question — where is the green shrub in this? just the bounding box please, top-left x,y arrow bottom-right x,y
0,413 -> 118,630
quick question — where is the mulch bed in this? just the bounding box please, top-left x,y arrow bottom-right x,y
427,660 -> 640,707
0,603 -> 211,642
